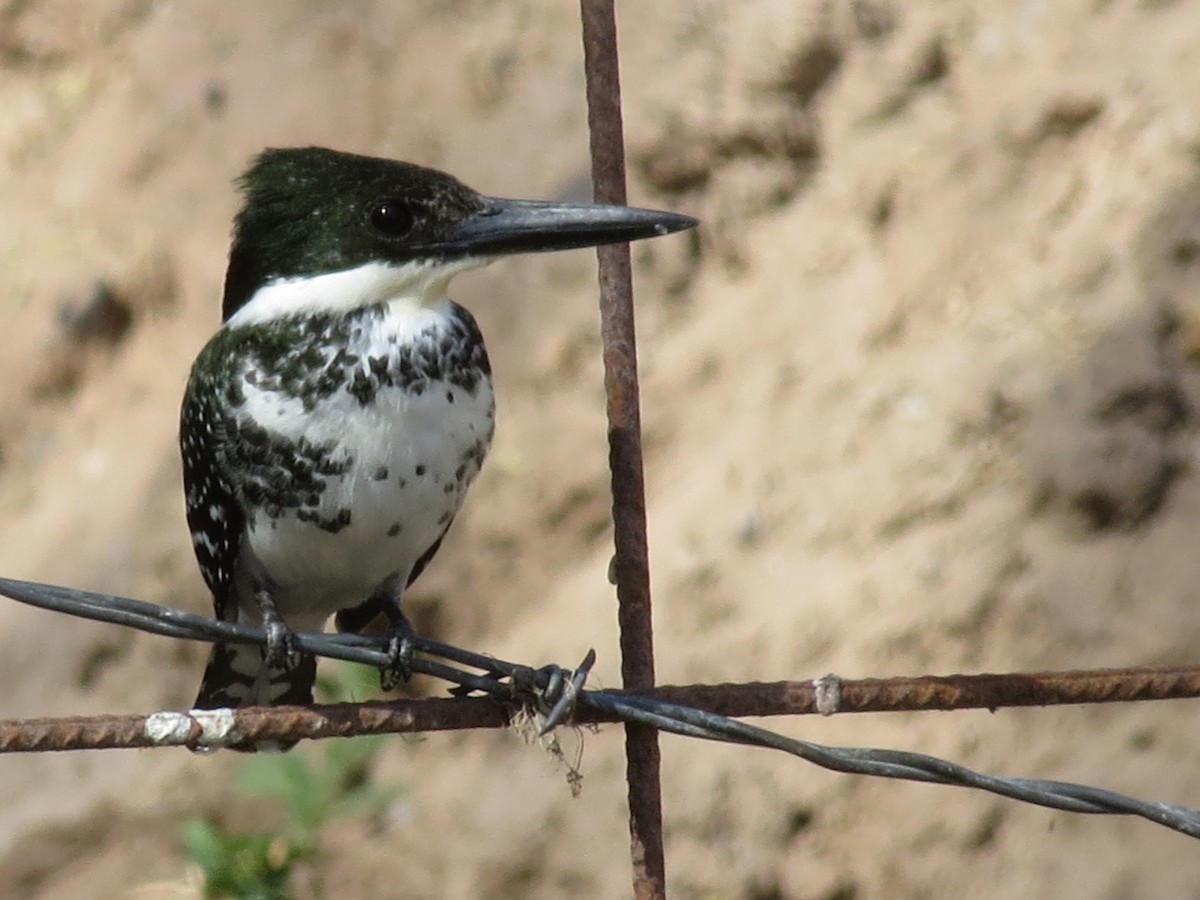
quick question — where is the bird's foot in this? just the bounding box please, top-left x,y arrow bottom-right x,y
380,608 -> 417,691
264,617 -> 303,671
255,588 -> 302,671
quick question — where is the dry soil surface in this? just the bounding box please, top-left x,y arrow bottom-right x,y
1,2 -> 1200,898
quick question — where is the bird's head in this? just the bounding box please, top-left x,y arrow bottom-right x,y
222,147 -> 697,325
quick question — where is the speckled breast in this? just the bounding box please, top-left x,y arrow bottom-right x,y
233,299 -> 495,604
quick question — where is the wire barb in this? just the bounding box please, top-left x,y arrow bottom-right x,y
539,649 -> 597,734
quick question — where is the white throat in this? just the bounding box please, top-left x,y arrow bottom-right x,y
225,258 -> 485,328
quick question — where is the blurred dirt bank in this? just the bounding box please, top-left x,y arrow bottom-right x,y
1,2 -> 1200,897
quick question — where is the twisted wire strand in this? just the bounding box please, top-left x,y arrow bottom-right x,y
1,576 -> 1198,838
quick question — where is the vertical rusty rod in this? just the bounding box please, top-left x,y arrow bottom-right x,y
579,2 -> 666,898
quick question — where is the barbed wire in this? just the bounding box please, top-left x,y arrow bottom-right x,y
1,576 -> 1198,838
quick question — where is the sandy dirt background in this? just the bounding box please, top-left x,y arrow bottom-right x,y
1,1 -> 1200,897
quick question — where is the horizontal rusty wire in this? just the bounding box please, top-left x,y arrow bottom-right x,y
0,698 -> 507,753
638,665 -> 1200,717
4,665 -> 1200,754
5,666 -> 1200,838
4,575 -> 1199,742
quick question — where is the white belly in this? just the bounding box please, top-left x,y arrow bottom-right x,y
230,300 -> 494,624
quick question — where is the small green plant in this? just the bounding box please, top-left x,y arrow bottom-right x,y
183,663 -> 403,899
181,820 -> 303,900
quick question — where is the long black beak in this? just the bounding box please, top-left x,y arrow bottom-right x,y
427,197 -> 698,257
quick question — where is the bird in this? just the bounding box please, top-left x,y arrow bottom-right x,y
179,146 -> 696,746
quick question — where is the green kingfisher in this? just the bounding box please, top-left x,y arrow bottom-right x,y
180,147 -> 695,739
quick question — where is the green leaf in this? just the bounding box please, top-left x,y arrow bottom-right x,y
236,752 -> 314,801
181,818 -> 302,900
180,819 -> 226,874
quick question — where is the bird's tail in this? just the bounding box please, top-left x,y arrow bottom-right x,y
193,642 -> 316,752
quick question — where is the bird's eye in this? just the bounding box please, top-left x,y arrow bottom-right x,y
368,199 -> 414,236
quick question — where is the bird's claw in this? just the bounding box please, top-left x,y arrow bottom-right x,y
380,624 -> 416,691
264,618 -> 302,671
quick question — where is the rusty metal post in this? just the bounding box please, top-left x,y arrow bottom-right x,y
579,2 -> 666,897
